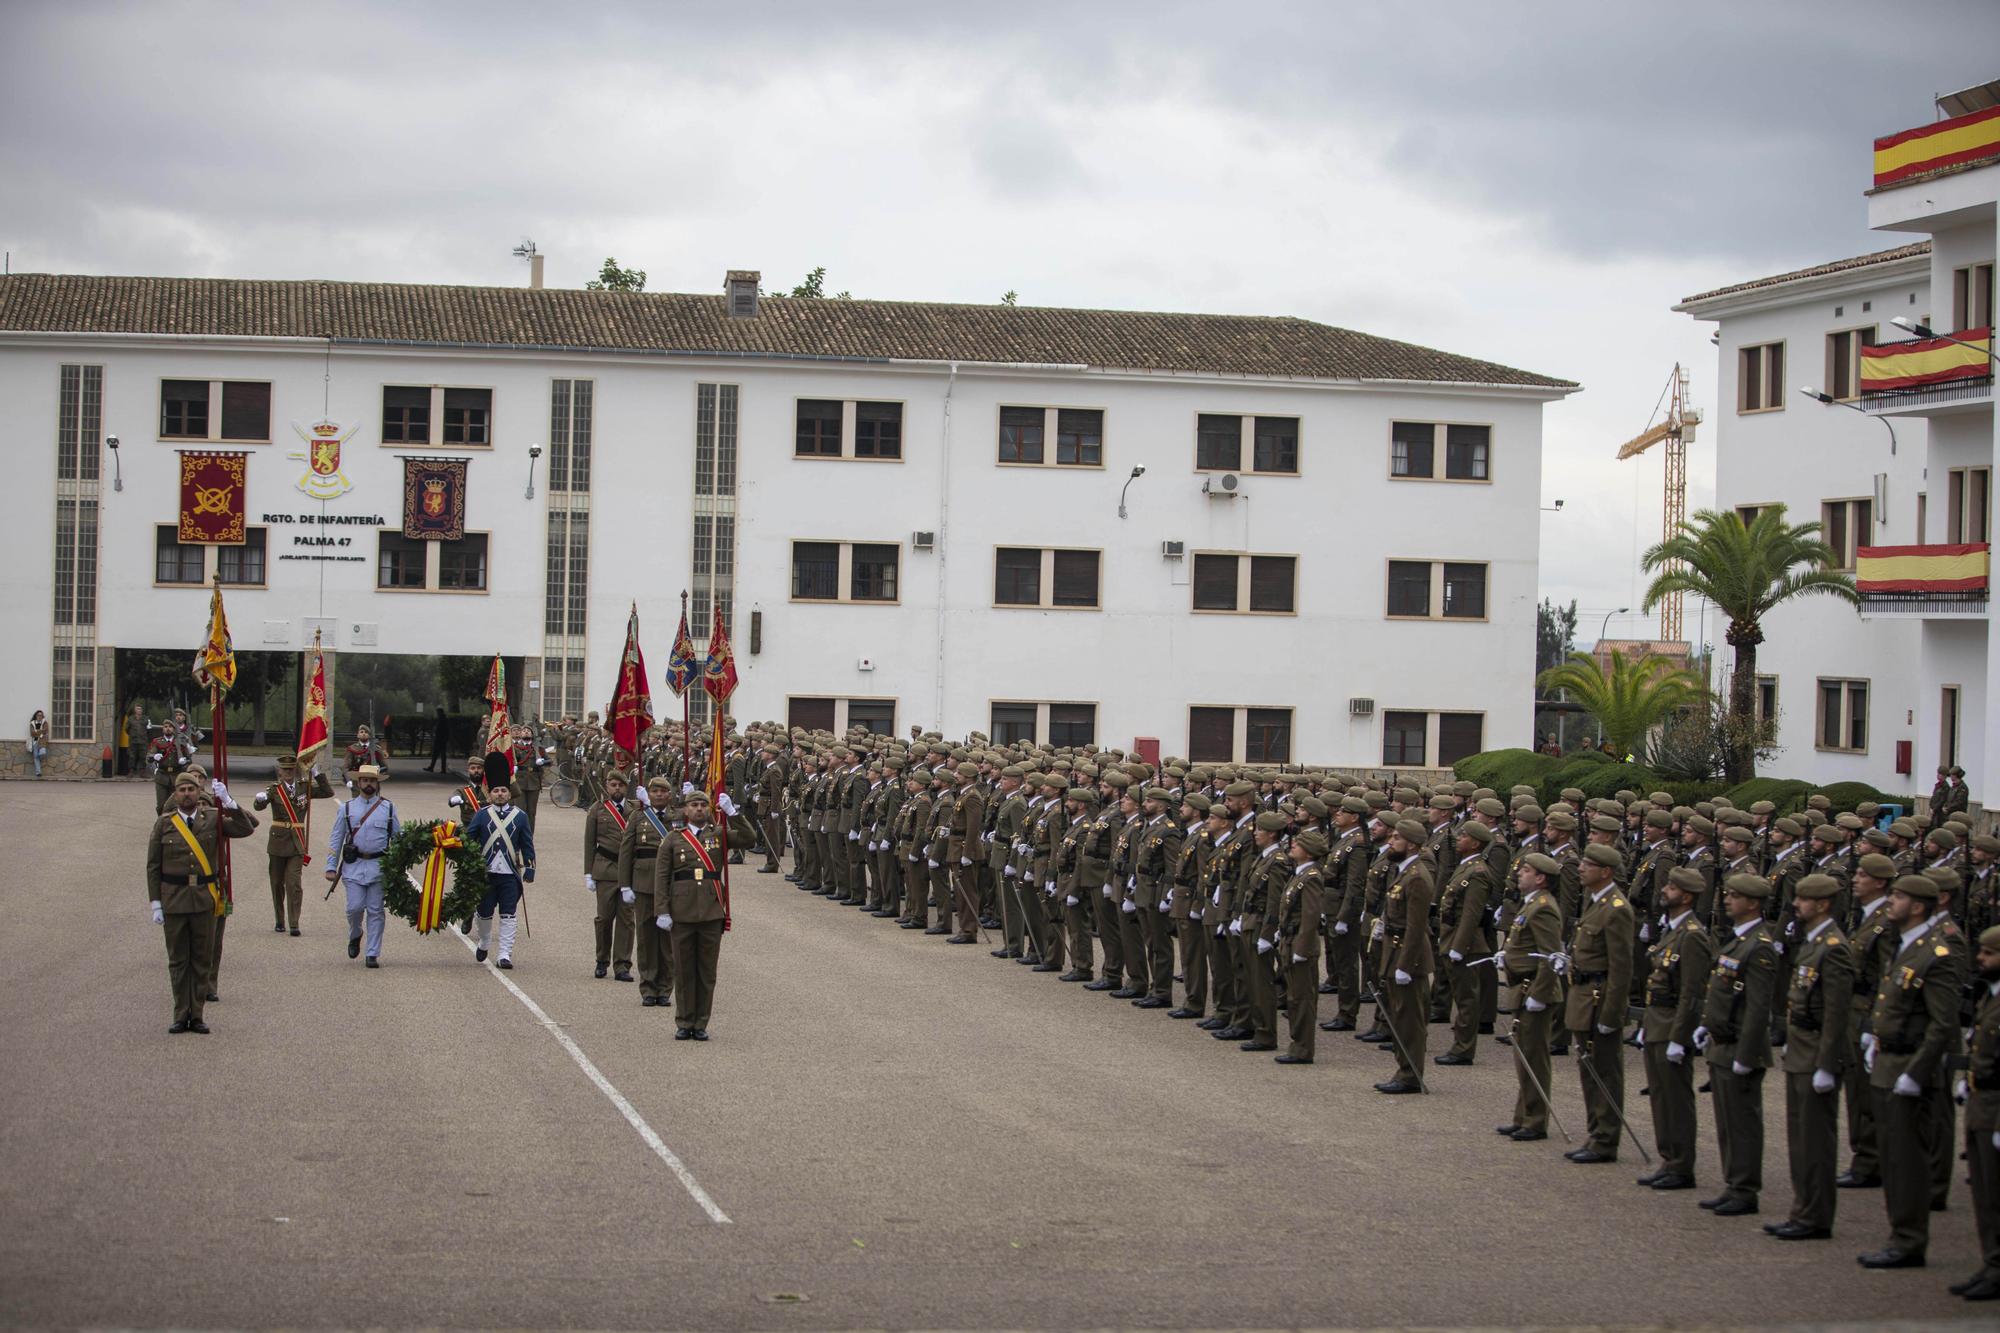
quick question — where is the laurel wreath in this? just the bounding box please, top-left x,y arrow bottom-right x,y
379,818 -> 491,931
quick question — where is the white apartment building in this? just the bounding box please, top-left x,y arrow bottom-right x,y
1,271 -> 1575,776
1677,82 -> 1998,811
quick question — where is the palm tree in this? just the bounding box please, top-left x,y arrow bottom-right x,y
1536,650 -> 1707,759
1641,506 -> 1858,781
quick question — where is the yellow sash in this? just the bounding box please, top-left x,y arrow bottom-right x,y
170,813 -> 226,916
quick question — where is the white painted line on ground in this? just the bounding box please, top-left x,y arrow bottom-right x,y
451,924 -> 732,1224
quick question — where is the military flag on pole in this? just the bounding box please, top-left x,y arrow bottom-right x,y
193,581 -> 237,693
296,629 -> 330,766
609,604 -> 654,755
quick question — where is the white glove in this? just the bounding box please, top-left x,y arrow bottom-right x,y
1524,996 -> 1545,1011
1293,953 -> 1307,964
959,856 -> 971,867
848,830 -> 859,842
1691,1026 -> 1711,1051
907,852 -> 919,863
656,913 -> 673,931
150,901 -> 165,926
1666,1041 -> 1686,1064
545,745 -> 556,755
1102,884 -> 1114,900
210,778 -> 236,809
1731,1060 -> 1751,1076
1158,898 -> 1172,913
1065,894 -> 1078,906
449,794 -> 464,807
1992,1130 -> 1999,1152
1813,1069 -> 1837,1095
1394,968 -> 1412,985
1955,1075 -> 1969,1106
1861,1032 -> 1878,1072
1003,864 -> 1016,878
1448,949 -> 1463,963
716,793 -> 739,817
620,886 -> 634,905
927,858 -> 939,869
1892,1073 -> 1922,1097
1549,952 -> 1570,976
253,792 -> 270,809
1638,923 -> 1651,942
1334,921 -> 1348,935
1127,875 -> 1137,890
681,782 -> 696,796
1121,899 -> 1136,914
1257,938 -> 1274,955
1596,1024 -> 1615,1036
585,875 -> 595,892
635,786 -> 651,807
1635,1027 -> 1646,1045
1229,918 -> 1243,936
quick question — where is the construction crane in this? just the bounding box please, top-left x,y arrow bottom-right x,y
1615,364 -> 1701,643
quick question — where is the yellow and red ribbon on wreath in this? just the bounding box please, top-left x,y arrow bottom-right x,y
417,821 -> 463,934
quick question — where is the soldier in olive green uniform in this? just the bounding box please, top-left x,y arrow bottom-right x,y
1202,799 -> 1252,1035
1839,853 -> 1899,1188
1236,810 -> 1290,1051
946,762 -> 986,944
1132,788 -> 1184,1007
650,790 -> 755,1040
617,777 -> 678,1007
990,766 -> 1031,957
582,771 -> 637,981
1372,818 -> 1435,1094
1769,873 -> 1853,1240
1858,873 -> 1967,1268
1028,774 -> 1068,969
1565,843 -> 1635,1162
1498,852 -> 1565,1138
145,773 -> 256,1032
1640,866 -> 1715,1188
1274,829 -> 1326,1063
252,752 -> 331,935
1319,798 -> 1370,1031
1436,821 -> 1499,1065
1956,924 -> 2000,1301
1169,792 -> 1214,1017
1058,788 -> 1105,980
1695,873 -> 1781,1216
897,769 -> 933,928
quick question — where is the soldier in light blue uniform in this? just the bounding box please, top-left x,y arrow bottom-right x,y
324,764 -> 400,967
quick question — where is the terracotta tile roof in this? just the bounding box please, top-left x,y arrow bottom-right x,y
1677,242 -> 1930,307
0,273 -> 1575,389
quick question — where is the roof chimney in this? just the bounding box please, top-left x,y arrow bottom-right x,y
529,253 -> 545,290
725,270 -> 760,319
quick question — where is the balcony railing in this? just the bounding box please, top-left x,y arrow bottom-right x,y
1860,326 -> 1992,407
1855,542 -> 1989,613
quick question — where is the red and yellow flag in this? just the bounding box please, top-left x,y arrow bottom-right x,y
296,630 -> 330,766
483,655 -> 510,751
1874,104 -> 2000,188
1856,542 -> 1990,594
193,582 -> 237,693
1860,327 -> 1992,394
609,604 -> 654,755
417,821 -> 462,933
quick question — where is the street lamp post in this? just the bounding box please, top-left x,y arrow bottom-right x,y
1799,386 -> 1898,455
1596,607 -> 1628,748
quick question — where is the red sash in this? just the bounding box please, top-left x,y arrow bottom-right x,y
678,826 -> 717,873
603,800 -> 629,832
272,781 -> 302,828
459,786 -> 483,811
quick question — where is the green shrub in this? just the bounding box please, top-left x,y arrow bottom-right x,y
1454,749 -> 1559,793
1814,781 -> 1901,813
1541,758 -> 1662,807
1720,778 -> 1815,816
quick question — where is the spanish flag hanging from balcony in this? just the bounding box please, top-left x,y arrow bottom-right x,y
1860,327 -> 1992,393
1855,543 -> 1990,595
1874,104 -> 2000,188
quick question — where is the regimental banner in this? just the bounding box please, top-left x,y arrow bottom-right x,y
1855,543 -> 1990,595
1874,103 -> 2000,188
1860,327 -> 1993,394
178,451 -> 249,545
401,458 -> 467,540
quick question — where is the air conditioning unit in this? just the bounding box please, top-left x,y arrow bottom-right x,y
912,530 -> 936,551
1161,540 -> 1185,558
1202,473 -> 1241,498
1348,697 -> 1375,717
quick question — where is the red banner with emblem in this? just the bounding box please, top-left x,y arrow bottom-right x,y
402,458 -> 467,540
178,451 -> 248,544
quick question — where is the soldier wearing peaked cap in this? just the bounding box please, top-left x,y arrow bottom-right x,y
147,772 -> 257,1032
252,751 -> 332,937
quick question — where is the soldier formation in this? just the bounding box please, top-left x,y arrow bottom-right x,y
140,720 -> 2000,1301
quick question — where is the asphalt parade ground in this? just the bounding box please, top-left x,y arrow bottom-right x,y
0,777 -> 1986,1329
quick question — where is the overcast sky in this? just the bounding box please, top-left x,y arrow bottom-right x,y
6,0 -> 1997,647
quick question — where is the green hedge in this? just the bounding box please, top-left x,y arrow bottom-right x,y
1452,751 -> 1913,816
1453,749 -> 1560,794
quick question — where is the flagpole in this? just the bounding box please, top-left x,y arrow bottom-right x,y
209,575 -> 233,911
679,590 -> 692,782
301,628 -> 316,867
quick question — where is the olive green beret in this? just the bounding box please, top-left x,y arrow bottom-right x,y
1066,787 -> 1098,805
1856,802 -> 1881,818
1772,816 -> 1804,838
1364,792 -> 1391,811
1293,829 -> 1329,858
1694,802 -> 1716,819
1972,834 -> 2000,855
1039,773 -> 1066,789
1545,812 -> 1577,832
1476,797 -> 1507,818
1452,780 -> 1475,796
1806,794 -> 1832,810
1547,801 -> 1575,817
1224,781 -> 1255,798
1520,852 -> 1562,876
1861,828 -> 1892,849
1184,792 -> 1212,813
1472,787 -> 1498,801
1978,925 -> 2000,952
1614,789 -> 1637,804
1102,770 -> 1132,789
1429,794 -> 1458,811
1582,843 -> 1622,869
1393,818 -> 1428,843
1299,795 -> 1329,818
1892,872 -> 1939,901
1888,819 -> 1917,838
1925,866 -> 1962,895
1686,814 -> 1714,835
1712,796 -> 1736,810
1255,811 -> 1288,833
1667,866 -> 1705,893
1834,812 -> 1864,831
1141,786 -> 1172,803
1514,804 -> 1545,824
1459,820 -> 1494,846
1648,791 -> 1674,806
1927,827 -> 1958,849
1341,795 -> 1372,816
1560,787 -> 1585,803
1855,853 -> 1897,880
1392,787 -> 1420,804
1718,822 -> 1752,844
1645,809 -> 1673,830
1749,800 -> 1777,816
1811,824 -> 1843,843
1511,784 -> 1538,797
1000,764 -> 1024,778
1722,872 -> 1771,900
1589,814 -> 1621,834
1792,873 -> 1840,901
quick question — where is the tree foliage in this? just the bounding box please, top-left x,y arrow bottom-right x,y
1642,506 -> 1857,781
1535,598 -> 1578,699
1535,649 -> 1707,760
584,257 -> 647,292
1001,290 -> 1019,306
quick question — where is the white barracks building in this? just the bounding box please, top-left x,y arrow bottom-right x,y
0,270 -> 1574,775
1678,81 -> 1999,814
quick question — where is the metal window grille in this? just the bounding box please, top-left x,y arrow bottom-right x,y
548,379 -> 571,492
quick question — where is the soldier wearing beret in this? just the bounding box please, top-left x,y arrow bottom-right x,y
1275,829 -> 1327,1064
1133,788 -> 1184,1008
1695,873 -> 1781,1216
1109,783 -> 1149,995
1078,779 -> 1125,984
1168,792 -> 1215,1018
989,766 -> 1032,958
1565,842 -> 1635,1163
1682,814 -> 1720,925
145,772 -> 257,1032
1029,774 -> 1068,971
1840,853 -> 1901,1189
896,767 -> 933,928
1640,866 -> 1715,1188
583,769 -> 637,982
1858,873 -> 1968,1268
1234,809 -> 1291,1051
945,762 -> 986,944
1956,924 -> 2000,1301
1967,835 -> 1999,942
1498,852 -> 1565,1138
1318,797 -> 1369,1033
618,776 -> 679,1008
1203,785 -> 1259,1039
1767,873 -> 1853,1240
1371,817 -> 1435,1094
920,767 -> 959,936
1435,820 -> 1498,1066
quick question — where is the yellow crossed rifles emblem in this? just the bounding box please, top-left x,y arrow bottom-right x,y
191,483 -> 234,515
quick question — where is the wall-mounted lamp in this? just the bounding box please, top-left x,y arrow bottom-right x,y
107,434 -> 122,491
1540,498 -> 1564,512
525,444 -> 543,499
1118,464 -> 1146,519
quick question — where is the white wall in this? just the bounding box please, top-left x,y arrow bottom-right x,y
0,336 -> 1558,770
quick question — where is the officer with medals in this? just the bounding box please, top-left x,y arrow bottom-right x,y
652,789 -> 754,1041
146,772 -> 256,1032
